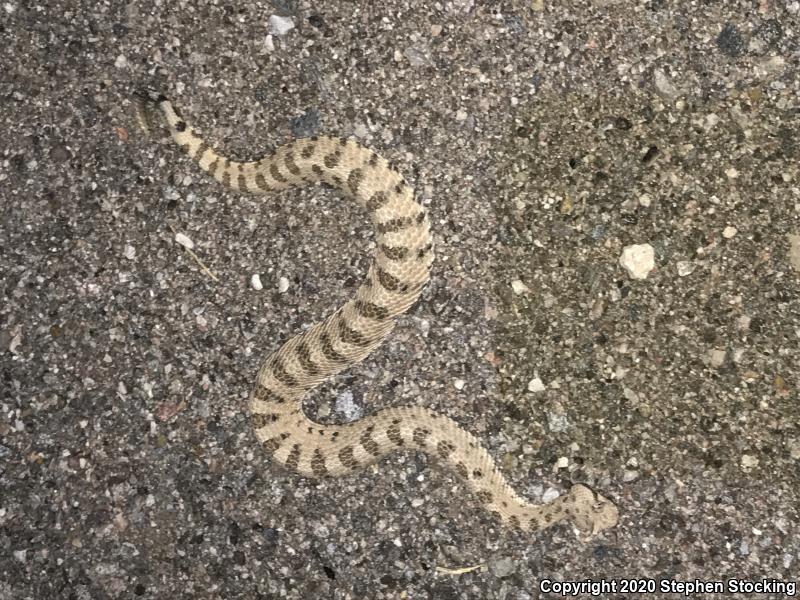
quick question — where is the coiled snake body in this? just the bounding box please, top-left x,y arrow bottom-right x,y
138,90 -> 618,534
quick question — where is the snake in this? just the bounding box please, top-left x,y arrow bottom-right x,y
136,89 -> 619,535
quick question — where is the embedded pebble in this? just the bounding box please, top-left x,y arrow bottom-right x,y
676,261 -> 695,277
123,245 -> 136,260
722,226 -> 737,239
654,68 -> 679,99
741,455 -> 759,471
453,378 -> 466,390
353,122 -> 369,138
334,391 -> 362,422
277,276 -> 290,293
541,487 -> 561,503
511,279 -> 530,295
251,274 -> 263,290
268,15 -> 295,35
547,411 -> 569,433
739,540 -> 750,555
717,23 -> 745,58
707,348 -> 727,368
174,232 -> 194,250
789,440 -> 800,460
489,556 -> 516,579
527,377 -> 546,393
619,244 -> 655,279
403,46 -> 433,67
623,387 -> 639,403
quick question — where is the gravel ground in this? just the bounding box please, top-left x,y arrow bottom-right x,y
2,1 -> 799,599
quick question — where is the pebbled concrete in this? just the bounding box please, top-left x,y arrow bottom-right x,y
1,1 -> 798,598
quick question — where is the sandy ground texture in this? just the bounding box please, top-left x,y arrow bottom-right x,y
2,0 -> 799,598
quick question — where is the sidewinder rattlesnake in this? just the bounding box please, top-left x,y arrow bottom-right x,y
136,90 -> 618,535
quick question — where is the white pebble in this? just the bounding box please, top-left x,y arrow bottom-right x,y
123,245 -> 136,260
174,232 -> 194,250
654,68 -> 679,99
489,557 -> 516,578
623,387 -> 639,402
334,390 -> 362,422
268,15 -> 295,35
453,378 -> 466,390
555,456 -> 569,469
676,261 -> 695,277
511,279 -> 530,295
353,122 -> 369,138
638,193 -> 652,207
541,487 -> 561,503
403,46 -> 432,67
619,244 -> 655,280
722,226 -> 737,239
277,276 -> 290,293
707,348 -> 726,368
789,440 -> 800,461
623,469 -> 639,482
114,54 -> 127,69
704,113 -> 720,129
527,377 -> 546,393
264,34 -> 275,52
251,274 -> 263,290
418,318 -> 430,336
547,411 -> 569,433
741,454 -> 759,469
410,498 -> 425,508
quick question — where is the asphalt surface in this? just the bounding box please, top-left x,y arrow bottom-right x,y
1,1 -> 799,598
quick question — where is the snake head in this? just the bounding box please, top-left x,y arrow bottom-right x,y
568,484 -> 619,537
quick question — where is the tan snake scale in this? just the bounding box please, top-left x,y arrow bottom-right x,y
138,90 -> 618,535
